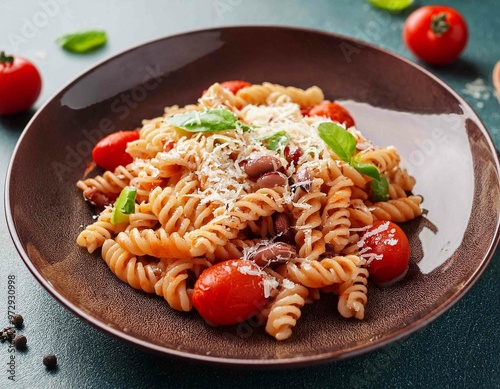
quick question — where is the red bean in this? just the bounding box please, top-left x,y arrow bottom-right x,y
284,146 -> 303,165
256,172 -> 287,188
249,242 -> 297,267
83,188 -> 114,212
295,168 -> 312,192
244,155 -> 282,178
273,213 -> 294,243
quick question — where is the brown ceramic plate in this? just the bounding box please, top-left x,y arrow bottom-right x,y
6,26 -> 500,366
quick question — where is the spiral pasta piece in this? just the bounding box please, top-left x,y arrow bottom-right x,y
265,281 -> 309,341
293,178 -> 326,261
127,116 -> 178,159
281,255 -> 360,288
77,164 -> 136,196
387,182 -> 407,200
321,175 -> 353,251
338,266 -> 369,320
101,239 -> 163,293
386,167 -> 416,191
126,202 -> 158,231
348,199 -> 374,228
77,208 -> 126,253
154,257 -> 212,311
205,239 -> 253,263
356,147 -> 400,173
370,195 -> 423,222
149,172 -> 200,233
116,228 -> 192,259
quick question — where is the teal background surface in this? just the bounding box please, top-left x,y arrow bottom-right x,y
1,1 -> 499,388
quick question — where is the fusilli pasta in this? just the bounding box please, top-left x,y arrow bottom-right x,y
77,81 -> 422,341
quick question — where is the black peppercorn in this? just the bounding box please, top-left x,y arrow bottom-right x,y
43,354 -> 57,370
13,334 -> 27,350
10,314 -> 24,328
0,327 -> 16,342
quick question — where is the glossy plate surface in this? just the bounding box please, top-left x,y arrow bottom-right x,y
6,26 -> 500,366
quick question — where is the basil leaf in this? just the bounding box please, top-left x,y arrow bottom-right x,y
56,30 -> 107,53
169,109 -> 246,133
260,131 -> 290,151
368,0 -> 413,12
351,161 -> 381,181
318,122 -> 356,163
111,186 -> 137,224
318,121 -> 387,201
236,121 -> 253,132
370,177 -> 390,202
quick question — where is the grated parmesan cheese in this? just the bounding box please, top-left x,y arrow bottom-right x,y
282,278 -> 296,289
263,276 -> 279,298
158,101 -> 345,213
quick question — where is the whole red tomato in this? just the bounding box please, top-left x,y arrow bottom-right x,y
362,221 -> 411,286
403,6 -> 468,66
92,130 -> 140,171
192,259 -> 269,326
0,51 -> 42,115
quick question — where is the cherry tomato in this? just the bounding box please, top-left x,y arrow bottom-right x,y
192,259 -> 268,326
202,81 -> 251,96
362,221 -> 410,286
308,101 -> 355,128
220,80 -> 251,94
0,51 -> 42,115
403,6 -> 468,66
92,130 -> 140,171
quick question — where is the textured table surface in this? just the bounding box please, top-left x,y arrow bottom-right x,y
1,1 -> 499,388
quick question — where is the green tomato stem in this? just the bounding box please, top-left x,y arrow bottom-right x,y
0,51 -> 14,64
431,13 -> 450,36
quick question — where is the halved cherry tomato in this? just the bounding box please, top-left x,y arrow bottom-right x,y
362,221 -> 410,286
403,6 -> 468,66
0,51 -> 42,115
308,101 -> 355,128
220,80 -> 251,94
92,130 -> 140,171
192,259 -> 268,326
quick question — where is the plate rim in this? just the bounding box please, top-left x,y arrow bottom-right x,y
5,25 -> 500,367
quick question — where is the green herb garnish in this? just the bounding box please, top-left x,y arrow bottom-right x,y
318,122 -> 389,200
56,30 -> 107,53
318,123 -> 356,164
368,0 -> 413,12
370,176 -> 390,202
168,109 -> 250,133
111,186 -> 137,224
351,160 -> 381,181
259,130 -> 290,152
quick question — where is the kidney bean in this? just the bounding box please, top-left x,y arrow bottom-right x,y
256,172 -> 287,188
83,188 -> 114,212
295,168 -> 312,192
273,213 -> 295,243
249,242 -> 297,267
284,146 -> 303,166
244,155 -> 282,178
